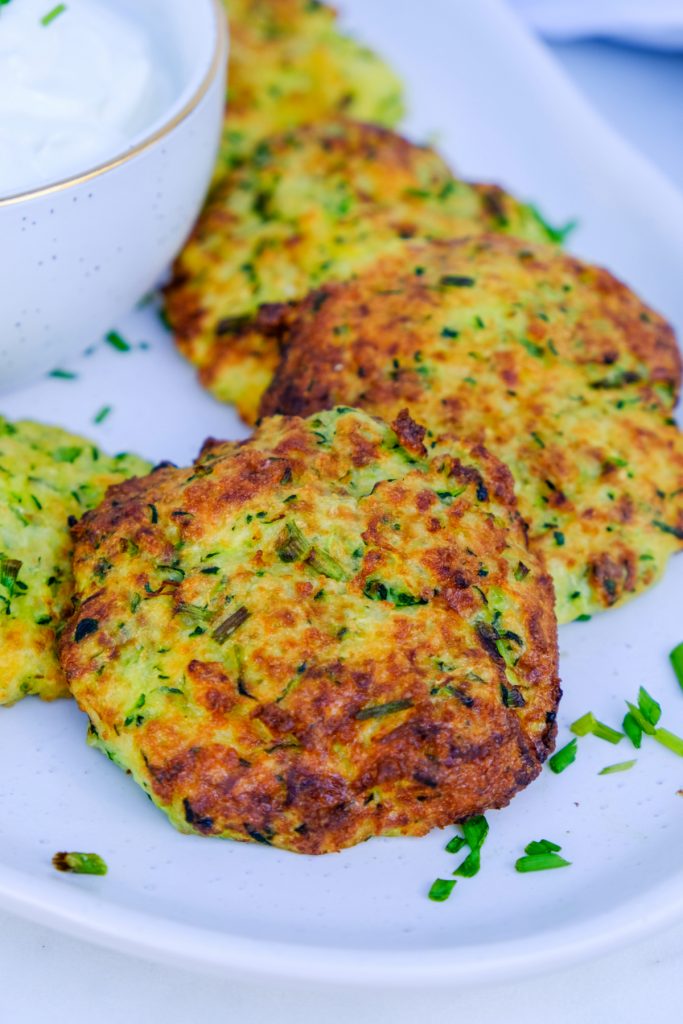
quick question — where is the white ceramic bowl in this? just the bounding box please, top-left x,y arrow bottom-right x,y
0,0 -> 227,391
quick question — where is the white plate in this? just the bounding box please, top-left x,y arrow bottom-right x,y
1,0 -> 683,988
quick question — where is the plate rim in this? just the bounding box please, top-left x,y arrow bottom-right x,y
2,858 -> 683,987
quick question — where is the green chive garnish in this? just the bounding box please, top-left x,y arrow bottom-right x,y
452,815 -> 489,878
41,4 -> 66,26
93,405 -> 112,425
570,712 -> 623,744
306,547 -> 346,581
524,839 -> 561,855
625,702 -> 656,736
548,737 -> 577,774
445,834 -> 467,854
515,853 -> 571,873
105,330 -> 131,353
654,728 -> 683,758
49,368 -> 77,380
355,699 -> 413,721
462,815 -> 489,850
276,521 -> 309,563
52,851 -> 107,875
622,712 -> 643,749
670,643 -> 683,693
453,850 -> 481,878
428,878 -> 457,902
212,606 -> 250,644
637,687 -> 661,728
599,760 -> 637,775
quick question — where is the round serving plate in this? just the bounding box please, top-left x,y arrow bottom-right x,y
1,0 -> 683,987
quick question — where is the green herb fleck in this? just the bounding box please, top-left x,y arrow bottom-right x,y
515,852 -> 571,872
212,606 -> 250,644
93,405 -> 112,425
49,368 -> 77,380
654,728 -> 683,758
428,878 -> 457,902
570,712 -> 623,744
52,851 -> 107,875
637,686 -> 661,728
105,330 -> 131,353
669,642 -> 683,693
528,205 -> 578,244
599,760 -> 637,775
41,4 -> 67,26
548,738 -> 577,774
445,834 -> 467,854
355,699 -> 413,721
524,839 -> 561,856
622,712 -> 643,749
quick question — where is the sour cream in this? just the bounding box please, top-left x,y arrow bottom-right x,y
0,0 -> 175,197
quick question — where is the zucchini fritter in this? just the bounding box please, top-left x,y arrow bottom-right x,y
221,0 -> 404,171
166,120 -> 558,423
261,237 -> 683,622
60,408 -> 559,855
0,418 -> 150,706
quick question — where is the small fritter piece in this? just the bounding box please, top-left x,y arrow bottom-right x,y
166,120 -> 558,423
0,418 -> 150,706
61,407 -> 559,855
262,237 -> 683,622
221,0 -> 404,171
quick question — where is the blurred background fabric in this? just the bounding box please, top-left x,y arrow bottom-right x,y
511,0 -> 683,49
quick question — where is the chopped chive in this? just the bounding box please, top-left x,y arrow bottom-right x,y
525,839 -> 562,856
652,520 -> 683,541
105,330 -> 131,353
637,687 -> 661,728
599,760 -> 637,775
528,205 -> 578,244
570,712 -> 623,744
428,878 -> 457,902
548,737 -> 577,774
515,853 -> 571,872
440,275 -> 475,288
52,851 -> 107,875
306,547 -> 346,581
49,368 -> 77,380
41,4 -> 66,26
569,712 -> 595,736
670,642 -> 683,692
212,606 -> 250,644
276,521 -> 309,563
622,712 -> 643,749
453,849 -> 481,878
445,834 -> 467,854
625,702 -> 656,737
355,699 -> 413,721
654,728 -> 683,758
462,815 -> 489,851
93,405 -> 112,425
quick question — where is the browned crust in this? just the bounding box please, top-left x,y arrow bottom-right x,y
262,236 -> 681,420
60,409 -> 560,854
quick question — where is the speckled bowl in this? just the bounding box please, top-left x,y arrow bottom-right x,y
0,0 -> 227,391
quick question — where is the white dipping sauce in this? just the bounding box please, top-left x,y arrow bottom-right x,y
0,0 -> 175,197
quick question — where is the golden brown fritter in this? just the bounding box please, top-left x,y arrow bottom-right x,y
166,120 -> 559,423
261,237 -> 683,623
0,417 -> 150,706
221,0 -> 404,171
60,407 -> 559,855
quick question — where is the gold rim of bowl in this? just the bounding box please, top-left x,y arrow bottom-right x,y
0,0 -> 229,209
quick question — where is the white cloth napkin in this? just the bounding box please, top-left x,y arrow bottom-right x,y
511,0 -> 683,49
